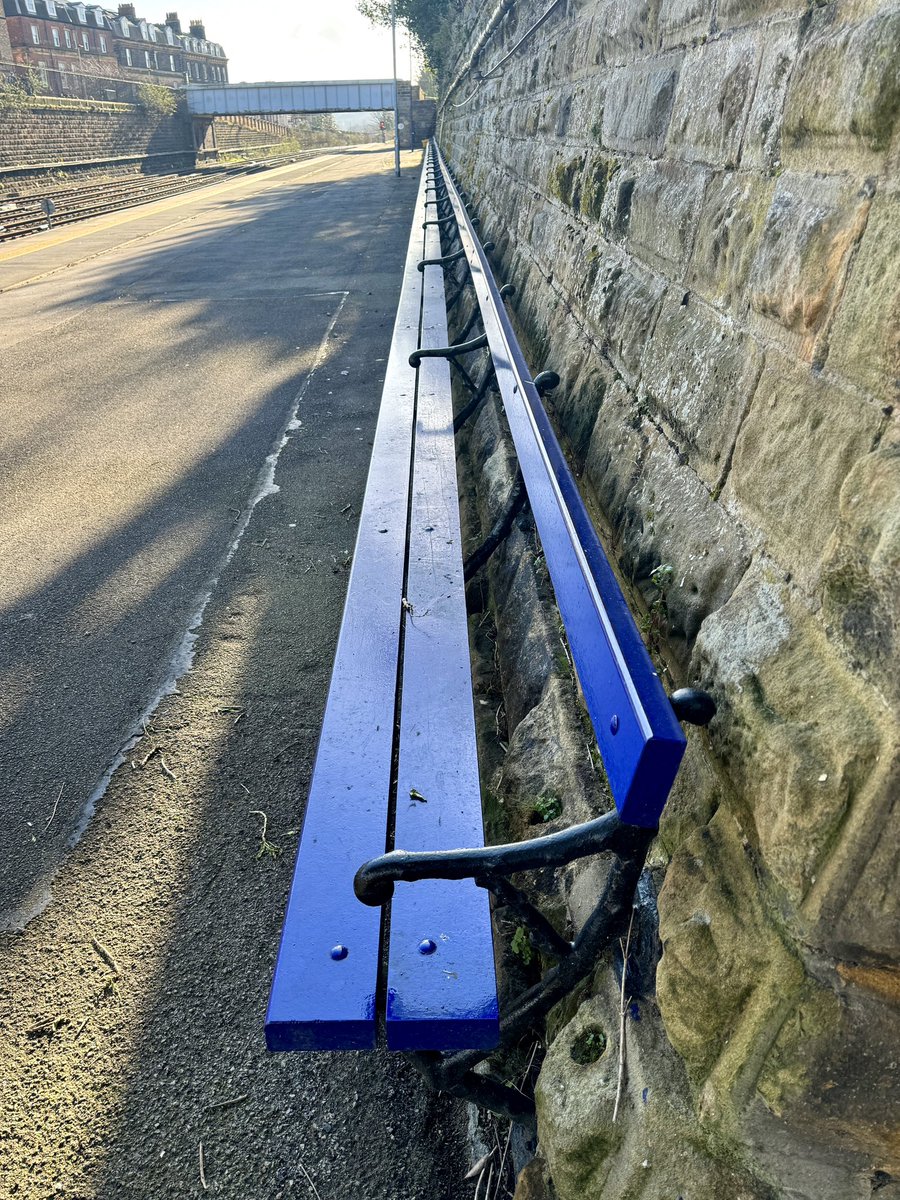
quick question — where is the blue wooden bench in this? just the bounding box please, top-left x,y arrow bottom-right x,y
265,142 -> 714,1118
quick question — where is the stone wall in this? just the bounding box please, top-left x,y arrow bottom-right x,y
438,0 -> 899,1196
206,115 -> 291,154
0,102 -> 193,172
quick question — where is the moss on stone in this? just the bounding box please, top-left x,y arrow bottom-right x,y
581,154 -> 619,222
550,154 -> 585,209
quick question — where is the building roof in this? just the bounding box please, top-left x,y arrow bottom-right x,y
1,0 -> 225,59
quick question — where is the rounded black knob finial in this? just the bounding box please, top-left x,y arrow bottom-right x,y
669,688 -> 717,726
533,371 -> 560,396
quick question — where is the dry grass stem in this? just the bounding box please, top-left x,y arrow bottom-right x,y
297,1158 -> 322,1200
204,1093 -> 250,1113
612,906 -> 636,1123
90,937 -> 120,977
250,810 -> 281,859
44,782 -> 64,833
159,755 -> 177,781
465,1150 -> 494,1181
199,1141 -> 208,1191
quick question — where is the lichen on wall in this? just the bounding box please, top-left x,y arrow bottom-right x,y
436,0 -> 900,1195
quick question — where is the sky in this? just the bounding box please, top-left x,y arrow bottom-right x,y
174,0 -> 420,85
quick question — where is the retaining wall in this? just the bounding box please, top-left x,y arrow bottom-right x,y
0,102 -> 193,172
438,0 -> 900,1196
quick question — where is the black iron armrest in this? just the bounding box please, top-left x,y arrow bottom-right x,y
354,810 -> 653,907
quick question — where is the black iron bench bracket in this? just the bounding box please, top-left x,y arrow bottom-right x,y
355,812 -> 655,1119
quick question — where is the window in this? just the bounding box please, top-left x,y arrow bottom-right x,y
30,24 -> 40,44
124,46 -> 132,65
45,0 -> 56,14
119,17 -> 129,35
165,26 -> 173,44
81,31 -> 89,49
24,0 -> 36,12
148,24 -> 156,40
99,33 -> 106,51
64,27 -> 71,45
144,49 -> 150,67
139,21 -> 147,38
94,8 -> 104,24
51,26 -> 60,45
168,53 -> 175,71
75,4 -> 86,22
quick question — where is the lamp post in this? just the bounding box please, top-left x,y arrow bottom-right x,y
390,0 -> 400,176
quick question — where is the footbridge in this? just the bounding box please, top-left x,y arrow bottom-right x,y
184,80 -> 397,118
184,78 -> 435,160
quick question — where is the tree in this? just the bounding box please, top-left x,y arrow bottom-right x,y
357,0 -> 454,76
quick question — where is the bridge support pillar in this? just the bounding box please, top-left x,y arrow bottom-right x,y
396,80 -> 414,151
191,116 -> 216,162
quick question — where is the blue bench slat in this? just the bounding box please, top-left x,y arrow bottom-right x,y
435,144 -> 686,829
265,164 -> 430,1052
385,189 -> 499,1052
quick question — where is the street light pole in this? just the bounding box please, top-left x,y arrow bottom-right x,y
390,0 -> 400,176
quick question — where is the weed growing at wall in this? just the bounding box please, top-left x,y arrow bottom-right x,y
0,68 -> 47,111
135,83 -> 177,118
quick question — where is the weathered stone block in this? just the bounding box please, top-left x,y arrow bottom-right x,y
547,323 -> 616,463
739,21 -> 803,171
686,170 -> 775,311
726,353 -> 885,590
782,8 -> 900,173
585,380 -> 751,661
600,55 -> 681,155
821,443 -> 900,709
590,0 -> 659,67
715,0 -> 806,31
620,159 -> 707,275
537,979 -> 775,1200
693,567 -> 892,912
827,189 -> 900,404
584,379 -> 646,538
500,678 -> 599,830
638,293 -> 763,487
585,255 -> 667,383
748,172 -> 873,359
657,0 -> 713,49
657,807 -> 808,1091
804,749 -> 900,962
667,33 -> 761,167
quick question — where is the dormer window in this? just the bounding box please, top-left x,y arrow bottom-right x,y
24,0 -> 37,13
165,26 -> 173,44
120,17 -> 129,34
75,4 -> 86,22
139,20 -> 147,38
148,24 -> 157,40
45,0 -> 57,15
94,8 -> 104,24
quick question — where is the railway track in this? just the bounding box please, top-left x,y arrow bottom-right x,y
0,146 -> 356,243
